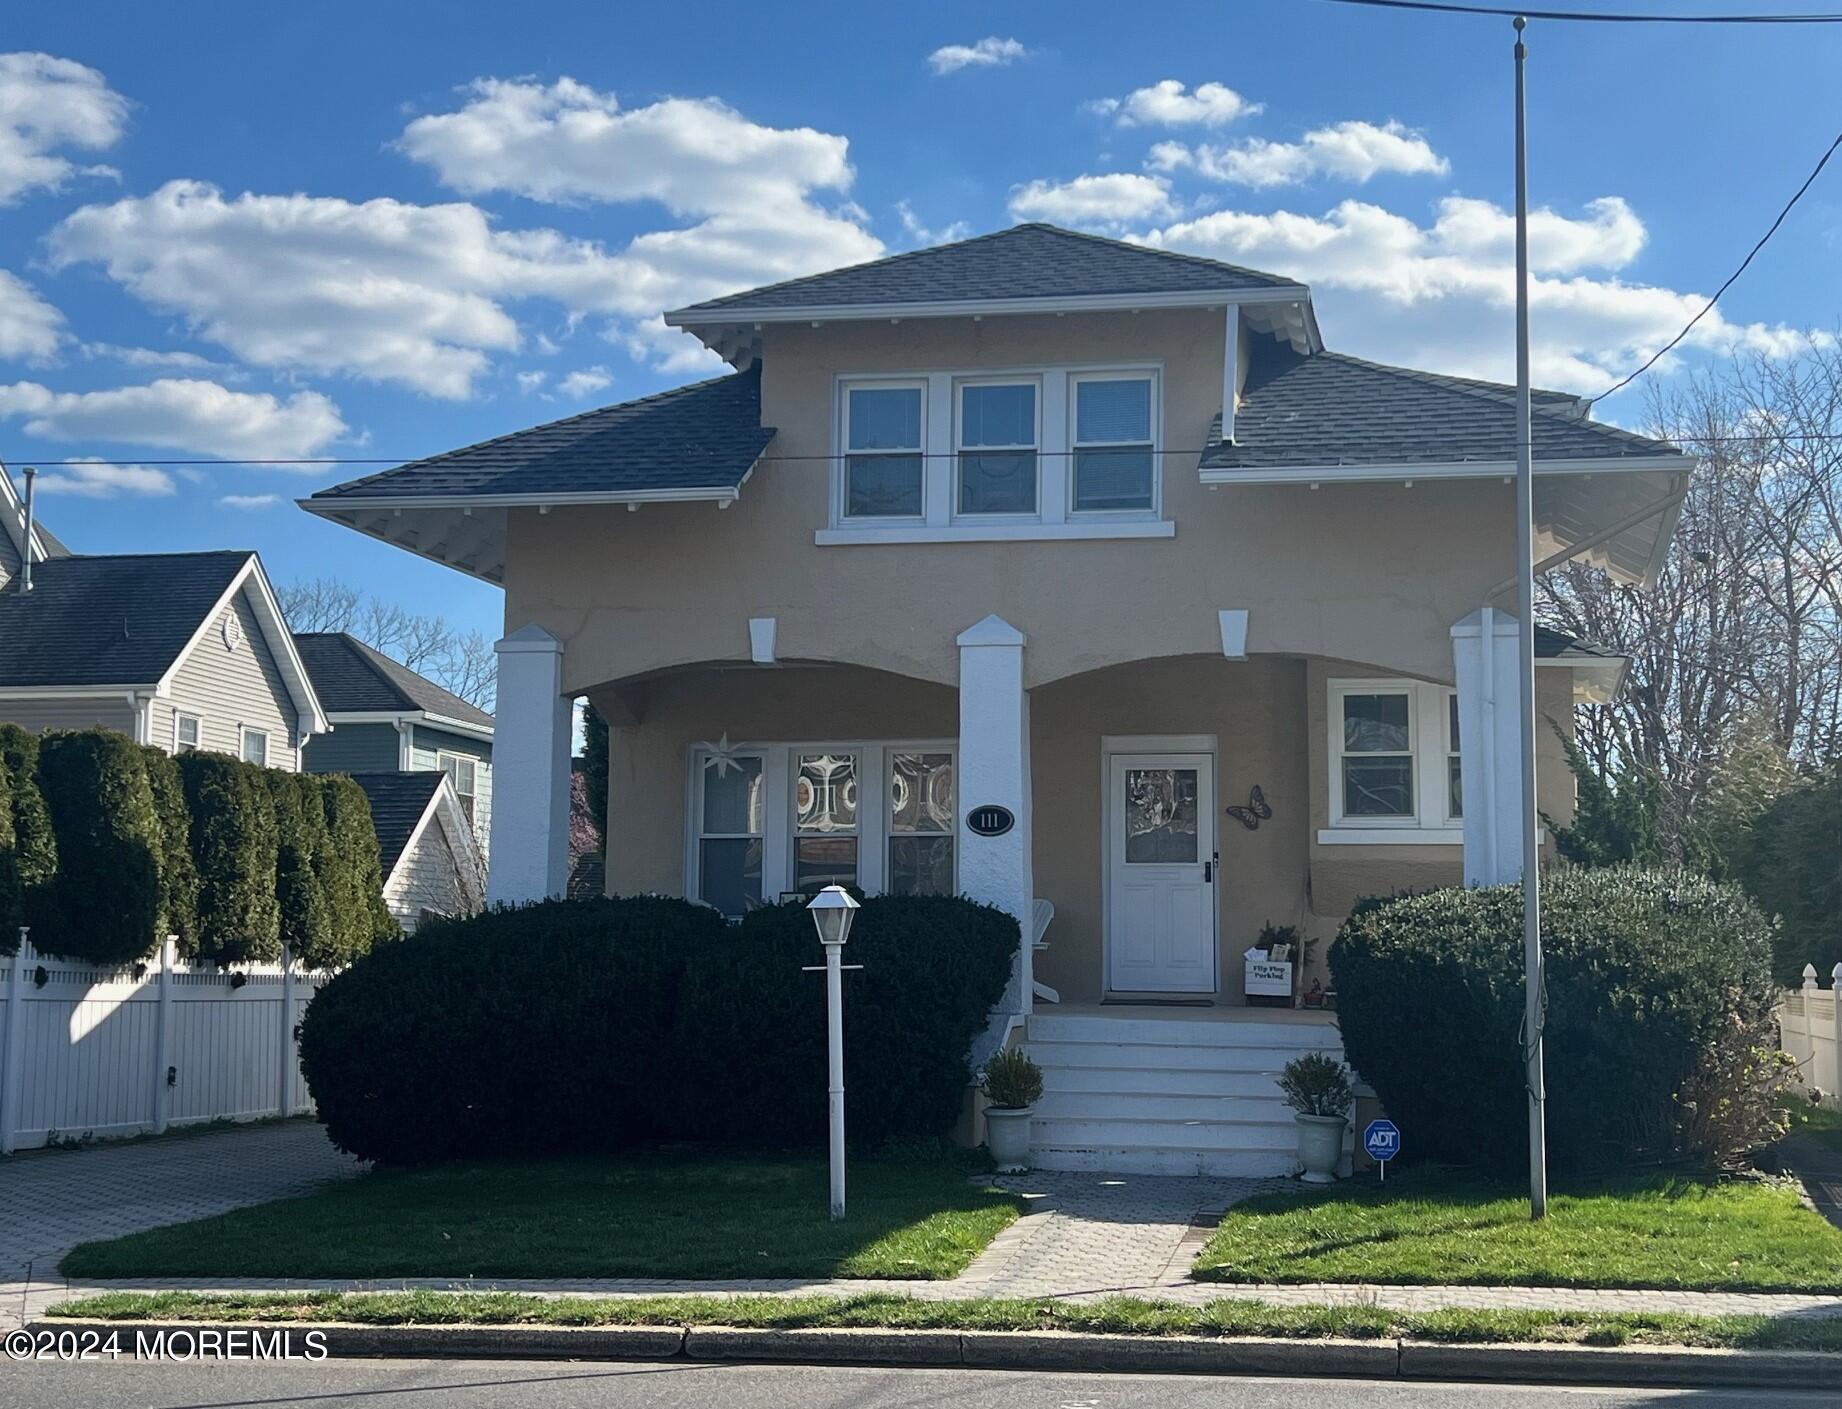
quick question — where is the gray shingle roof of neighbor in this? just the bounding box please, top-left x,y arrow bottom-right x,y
305,364 -> 774,504
1535,625 -> 1618,660
0,551 -> 249,687
294,632 -> 494,729
348,771 -> 447,877
1203,350 -> 1684,469
669,223 -> 1304,317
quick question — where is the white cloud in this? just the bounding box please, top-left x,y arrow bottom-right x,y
80,341 -> 221,371
614,314 -> 728,376
515,369 -> 548,394
1155,120 -> 1449,188
1009,173 -> 1175,227
32,457 -> 175,499
557,366 -> 612,398
0,269 -> 64,361
0,377 -> 346,459
928,38 -> 1027,75
1138,195 -> 1810,390
1089,80 -> 1260,128
896,199 -> 971,247
219,492 -> 279,510
0,52 -> 127,204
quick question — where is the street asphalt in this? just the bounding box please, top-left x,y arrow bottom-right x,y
1,1358 -> 1833,1408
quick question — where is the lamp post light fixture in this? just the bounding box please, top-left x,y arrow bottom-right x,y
806,885 -> 859,1220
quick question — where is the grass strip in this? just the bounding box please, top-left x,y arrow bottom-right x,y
46,1291 -> 1842,1353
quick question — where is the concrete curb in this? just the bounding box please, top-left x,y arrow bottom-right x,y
32,1319 -> 1836,1389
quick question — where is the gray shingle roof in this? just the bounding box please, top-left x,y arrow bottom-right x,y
1203,350 -> 1683,470
671,223 -> 1302,318
294,633 -> 493,729
306,365 -> 773,505
1536,625 -> 1617,660
0,551 -> 249,687
348,771 -> 446,877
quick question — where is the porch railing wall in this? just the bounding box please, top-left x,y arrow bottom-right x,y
1778,963 -> 1842,1110
0,936 -> 328,1153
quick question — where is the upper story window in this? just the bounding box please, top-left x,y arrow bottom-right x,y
844,384 -> 924,518
957,381 -> 1039,516
827,364 -> 1171,545
1073,374 -> 1156,512
439,751 -> 478,824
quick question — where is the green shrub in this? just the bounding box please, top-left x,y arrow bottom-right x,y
1331,867 -> 1784,1173
1730,767 -> 1840,986
318,775 -> 397,963
980,1047 -> 1043,1110
178,753 -> 281,963
299,893 -> 1019,1165
140,746 -> 198,949
0,723 -> 57,949
268,772 -> 334,965
34,730 -> 164,964
1278,1052 -> 1354,1118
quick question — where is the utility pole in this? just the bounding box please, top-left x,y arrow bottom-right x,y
1513,13 -> 1549,1222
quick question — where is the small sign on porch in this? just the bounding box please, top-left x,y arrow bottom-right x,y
965,804 -> 1015,837
1244,957 -> 1293,997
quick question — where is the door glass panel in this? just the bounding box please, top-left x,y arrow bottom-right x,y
1123,768 -> 1199,864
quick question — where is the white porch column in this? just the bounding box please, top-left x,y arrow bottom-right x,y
957,614 -> 1033,1014
487,624 -> 572,906
1451,607 -> 1525,885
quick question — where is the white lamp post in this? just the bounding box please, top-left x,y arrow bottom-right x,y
806,886 -> 859,1220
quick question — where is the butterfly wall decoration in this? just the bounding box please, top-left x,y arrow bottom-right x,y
1225,785 -> 1273,831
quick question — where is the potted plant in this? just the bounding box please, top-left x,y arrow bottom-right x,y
1278,1051 -> 1354,1185
980,1046 -> 1044,1172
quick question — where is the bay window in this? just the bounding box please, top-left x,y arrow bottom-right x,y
957,381 -> 1038,515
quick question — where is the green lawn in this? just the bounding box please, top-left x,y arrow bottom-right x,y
60,1156 -> 1020,1282
1780,1097 -> 1842,1156
48,1290 -> 1842,1352
1193,1167 -> 1842,1292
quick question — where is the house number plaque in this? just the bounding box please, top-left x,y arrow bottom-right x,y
965,805 -> 1015,838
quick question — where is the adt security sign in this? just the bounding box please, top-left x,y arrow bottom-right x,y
1363,1119 -> 1402,1180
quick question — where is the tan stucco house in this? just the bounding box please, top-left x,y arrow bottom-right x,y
301,224 -> 1690,1173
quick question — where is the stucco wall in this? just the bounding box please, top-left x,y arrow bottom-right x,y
503,308 -> 1526,700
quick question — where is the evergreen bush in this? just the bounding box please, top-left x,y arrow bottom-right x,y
268,771 -> 335,965
35,730 -> 164,964
140,745 -> 198,950
0,723 -> 57,949
319,775 -> 397,963
1331,866 -> 1785,1173
178,752 -> 281,963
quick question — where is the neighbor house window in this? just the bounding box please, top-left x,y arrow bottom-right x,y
240,727 -> 269,767
957,381 -> 1038,515
439,752 -> 478,824
1446,694 -> 1463,820
794,751 -> 859,890
1072,374 -> 1156,512
1337,690 -> 1414,819
174,713 -> 201,754
888,751 -> 954,896
697,753 -> 765,918
843,384 -> 924,518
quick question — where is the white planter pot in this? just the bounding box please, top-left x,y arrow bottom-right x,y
985,1105 -> 1034,1172
1295,1112 -> 1346,1184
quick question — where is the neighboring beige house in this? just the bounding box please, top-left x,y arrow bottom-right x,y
0,468 -> 326,765
302,224 -> 1690,1173
348,771 -> 486,933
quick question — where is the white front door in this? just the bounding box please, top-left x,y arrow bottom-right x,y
1106,752 -> 1217,994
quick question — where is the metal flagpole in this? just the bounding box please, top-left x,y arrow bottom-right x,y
1512,14 -> 1549,1221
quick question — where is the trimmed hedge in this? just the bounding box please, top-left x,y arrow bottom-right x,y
1331,866 -> 1783,1173
319,775 -> 397,964
269,771 -> 334,966
140,746 -> 199,950
35,731 -> 165,965
0,723 -> 57,949
299,893 -> 1020,1165
178,752 -> 282,963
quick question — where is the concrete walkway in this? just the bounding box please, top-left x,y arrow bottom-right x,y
1779,1134 -> 1842,1231
8,1121 -> 1842,1328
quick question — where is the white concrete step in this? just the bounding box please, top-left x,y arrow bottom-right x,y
1040,1066 -> 1286,1098
1028,1012 -> 1343,1049
1033,1115 -> 1311,1152
1029,1144 -> 1303,1178
1033,1090 -> 1290,1124
1026,1039 -> 1333,1075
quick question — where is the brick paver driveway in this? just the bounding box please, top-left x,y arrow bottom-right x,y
0,1120 -> 358,1328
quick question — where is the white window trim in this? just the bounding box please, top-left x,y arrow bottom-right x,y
826,362 -> 1166,543
953,374 -> 1042,521
1068,370 -> 1161,518
838,378 -> 928,525
1324,679 -> 1455,838
240,724 -> 270,767
172,711 -> 203,754
1443,693 -> 1464,826
685,739 -> 958,910
437,749 -> 479,820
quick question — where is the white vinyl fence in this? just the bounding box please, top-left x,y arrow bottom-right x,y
0,935 -> 329,1153
1779,962 -> 1842,1110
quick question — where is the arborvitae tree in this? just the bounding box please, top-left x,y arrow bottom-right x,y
139,745 -> 199,950
178,753 -> 281,963
268,771 -> 335,966
35,730 -> 164,964
0,723 -> 57,950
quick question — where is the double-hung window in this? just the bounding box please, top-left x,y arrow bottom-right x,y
697,753 -> 765,918
1336,690 -> 1415,820
1072,374 -> 1156,512
439,752 -> 478,824
1325,681 -> 1467,838
957,381 -> 1038,515
888,750 -> 954,896
794,750 -> 859,889
240,727 -> 269,768
843,383 -> 924,518
1446,695 -> 1463,820
174,713 -> 201,754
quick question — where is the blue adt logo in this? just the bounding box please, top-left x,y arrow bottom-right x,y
1363,1119 -> 1402,1162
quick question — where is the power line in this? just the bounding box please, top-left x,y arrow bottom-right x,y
1588,129 -> 1842,408
1313,0 -> 1842,22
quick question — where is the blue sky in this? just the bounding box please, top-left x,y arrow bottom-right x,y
3,1 -> 1838,645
